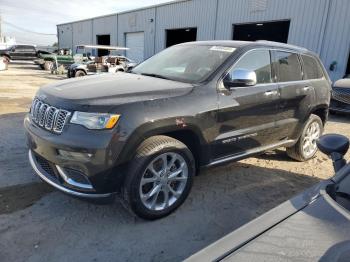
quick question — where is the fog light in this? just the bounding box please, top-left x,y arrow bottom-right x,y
58,150 -> 93,161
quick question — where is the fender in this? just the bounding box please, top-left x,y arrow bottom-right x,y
115,117 -> 208,165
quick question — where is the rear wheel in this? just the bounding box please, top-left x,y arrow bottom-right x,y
75,70 -> 86,77
122,136 -> 195,220
286,114 -> 323,161
44,61 -> 53,71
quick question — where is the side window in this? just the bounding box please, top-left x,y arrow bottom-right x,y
301,55 -> 324,79
273,51 -> 303,82
230,50 -> 272,84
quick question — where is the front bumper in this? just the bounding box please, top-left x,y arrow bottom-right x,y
24,113 -> 126,198
330,99 -> 350,113
29,150 -> 114,199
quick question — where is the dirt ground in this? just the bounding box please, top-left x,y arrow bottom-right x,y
0,62 -> 349,262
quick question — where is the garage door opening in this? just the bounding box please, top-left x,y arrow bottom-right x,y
96,35 -> 110,56
233,20 -> 290,43
166,28 -> 197,48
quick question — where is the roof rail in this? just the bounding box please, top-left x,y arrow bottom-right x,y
255,40 -> 308,51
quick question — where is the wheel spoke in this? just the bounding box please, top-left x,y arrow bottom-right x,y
168,163 -> 185,180
168,184 -> 181,198
141,176 -> 158,185
163,187 -> 170,208
150,189 -> 161,210
167,153 -> 177,169
142,184 -> 161,200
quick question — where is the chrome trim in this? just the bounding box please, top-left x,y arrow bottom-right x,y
206,139 -> 295,167
28,150 -> 113,198
56,165 -> 93,190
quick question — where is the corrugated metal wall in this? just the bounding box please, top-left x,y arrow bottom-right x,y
57,0 -> 350,80
57,24 -> 73,49
154,0 -> 217,52
320,0 -> 350,80
72,20 -> 93,51
216,0 -> 328,53
117,8 -> 156,59
92,15 -> 118,46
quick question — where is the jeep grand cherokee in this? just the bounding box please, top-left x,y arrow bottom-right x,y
25,41 -> 331,219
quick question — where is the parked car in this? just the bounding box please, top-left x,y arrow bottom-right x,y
187,133 -> 350,262
67,45 -> 136,78
34,49 -> 77,71
0,44 -> 49,64
330,78 -> 350,114
24,40 -> 331,219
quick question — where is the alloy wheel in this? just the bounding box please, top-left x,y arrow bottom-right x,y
302,121 -> 321,158
139,152 -> 188,211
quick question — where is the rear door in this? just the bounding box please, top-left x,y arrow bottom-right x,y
9,45 -> 21,60
214,49 -> 280,159
272,50 -> 315,140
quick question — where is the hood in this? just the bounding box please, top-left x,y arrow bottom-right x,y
333,78 -> 350,88
38,72 -> 194,109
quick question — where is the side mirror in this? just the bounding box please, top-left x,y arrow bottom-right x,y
317,134 -> 349,172
223,69 -> 257,88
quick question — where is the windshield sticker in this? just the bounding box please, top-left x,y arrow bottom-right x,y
210,46 -> 236,53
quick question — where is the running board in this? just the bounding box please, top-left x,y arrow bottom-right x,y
206,139 -> 296,167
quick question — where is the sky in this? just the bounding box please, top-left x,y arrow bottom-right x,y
0,0 -> 171,46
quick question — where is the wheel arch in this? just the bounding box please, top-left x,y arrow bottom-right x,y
116,122 -> 207,169
309,105 -> 329,125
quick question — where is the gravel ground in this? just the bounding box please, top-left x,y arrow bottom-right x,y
0,62 -> 349,262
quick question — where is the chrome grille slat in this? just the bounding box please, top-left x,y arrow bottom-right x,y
332,88 -> 350,104
30,99 -> 71,134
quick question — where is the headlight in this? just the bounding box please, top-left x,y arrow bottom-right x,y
70,112 -> 120,130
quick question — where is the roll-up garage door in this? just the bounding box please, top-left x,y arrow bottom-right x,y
125,32 -> 145,63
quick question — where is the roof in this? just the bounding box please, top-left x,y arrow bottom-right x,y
181,40 -> 311,53
57,0 -> 189,26
76,45 -> 129,50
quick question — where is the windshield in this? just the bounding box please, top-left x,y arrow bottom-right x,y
132,45 -> 236,83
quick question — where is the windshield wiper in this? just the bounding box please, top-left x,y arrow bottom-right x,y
140,73 -> 171,80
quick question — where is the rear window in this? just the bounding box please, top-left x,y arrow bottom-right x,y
273,51 -> 303,82
301,55 -> 324,79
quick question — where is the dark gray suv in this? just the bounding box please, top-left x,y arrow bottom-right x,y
25,41 -> 331,219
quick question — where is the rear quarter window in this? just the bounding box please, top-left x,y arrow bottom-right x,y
301,55 -> 324,79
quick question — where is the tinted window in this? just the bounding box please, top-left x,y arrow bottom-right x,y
230,50 -> 272,84
274,51 -> 302,82
302,55 -> 324,79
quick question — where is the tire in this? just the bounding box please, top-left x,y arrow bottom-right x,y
122,135 -> 195,220
44,61 -> 53,71
286,114 -> 323,161
75,70 -> 86,77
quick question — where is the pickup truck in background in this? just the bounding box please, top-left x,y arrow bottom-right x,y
0,44 -> 50,64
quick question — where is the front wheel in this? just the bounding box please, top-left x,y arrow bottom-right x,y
122,136 -> 195,220
75,70 -> 86,77
286,114 -> 323,161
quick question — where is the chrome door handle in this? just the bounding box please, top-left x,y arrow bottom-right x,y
303,86 -> 312,91
264,90 -> 278,96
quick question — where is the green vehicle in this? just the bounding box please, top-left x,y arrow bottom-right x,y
35,48 -> 91,71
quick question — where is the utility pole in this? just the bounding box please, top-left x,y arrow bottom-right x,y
0,14 -> 2,42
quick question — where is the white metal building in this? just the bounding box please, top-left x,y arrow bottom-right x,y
57,0 -> 350,81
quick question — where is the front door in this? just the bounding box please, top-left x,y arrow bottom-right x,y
214,49 -> 280,159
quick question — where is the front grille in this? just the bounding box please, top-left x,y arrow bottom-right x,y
30,98 -> 71,134
332,87 -> 350,104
